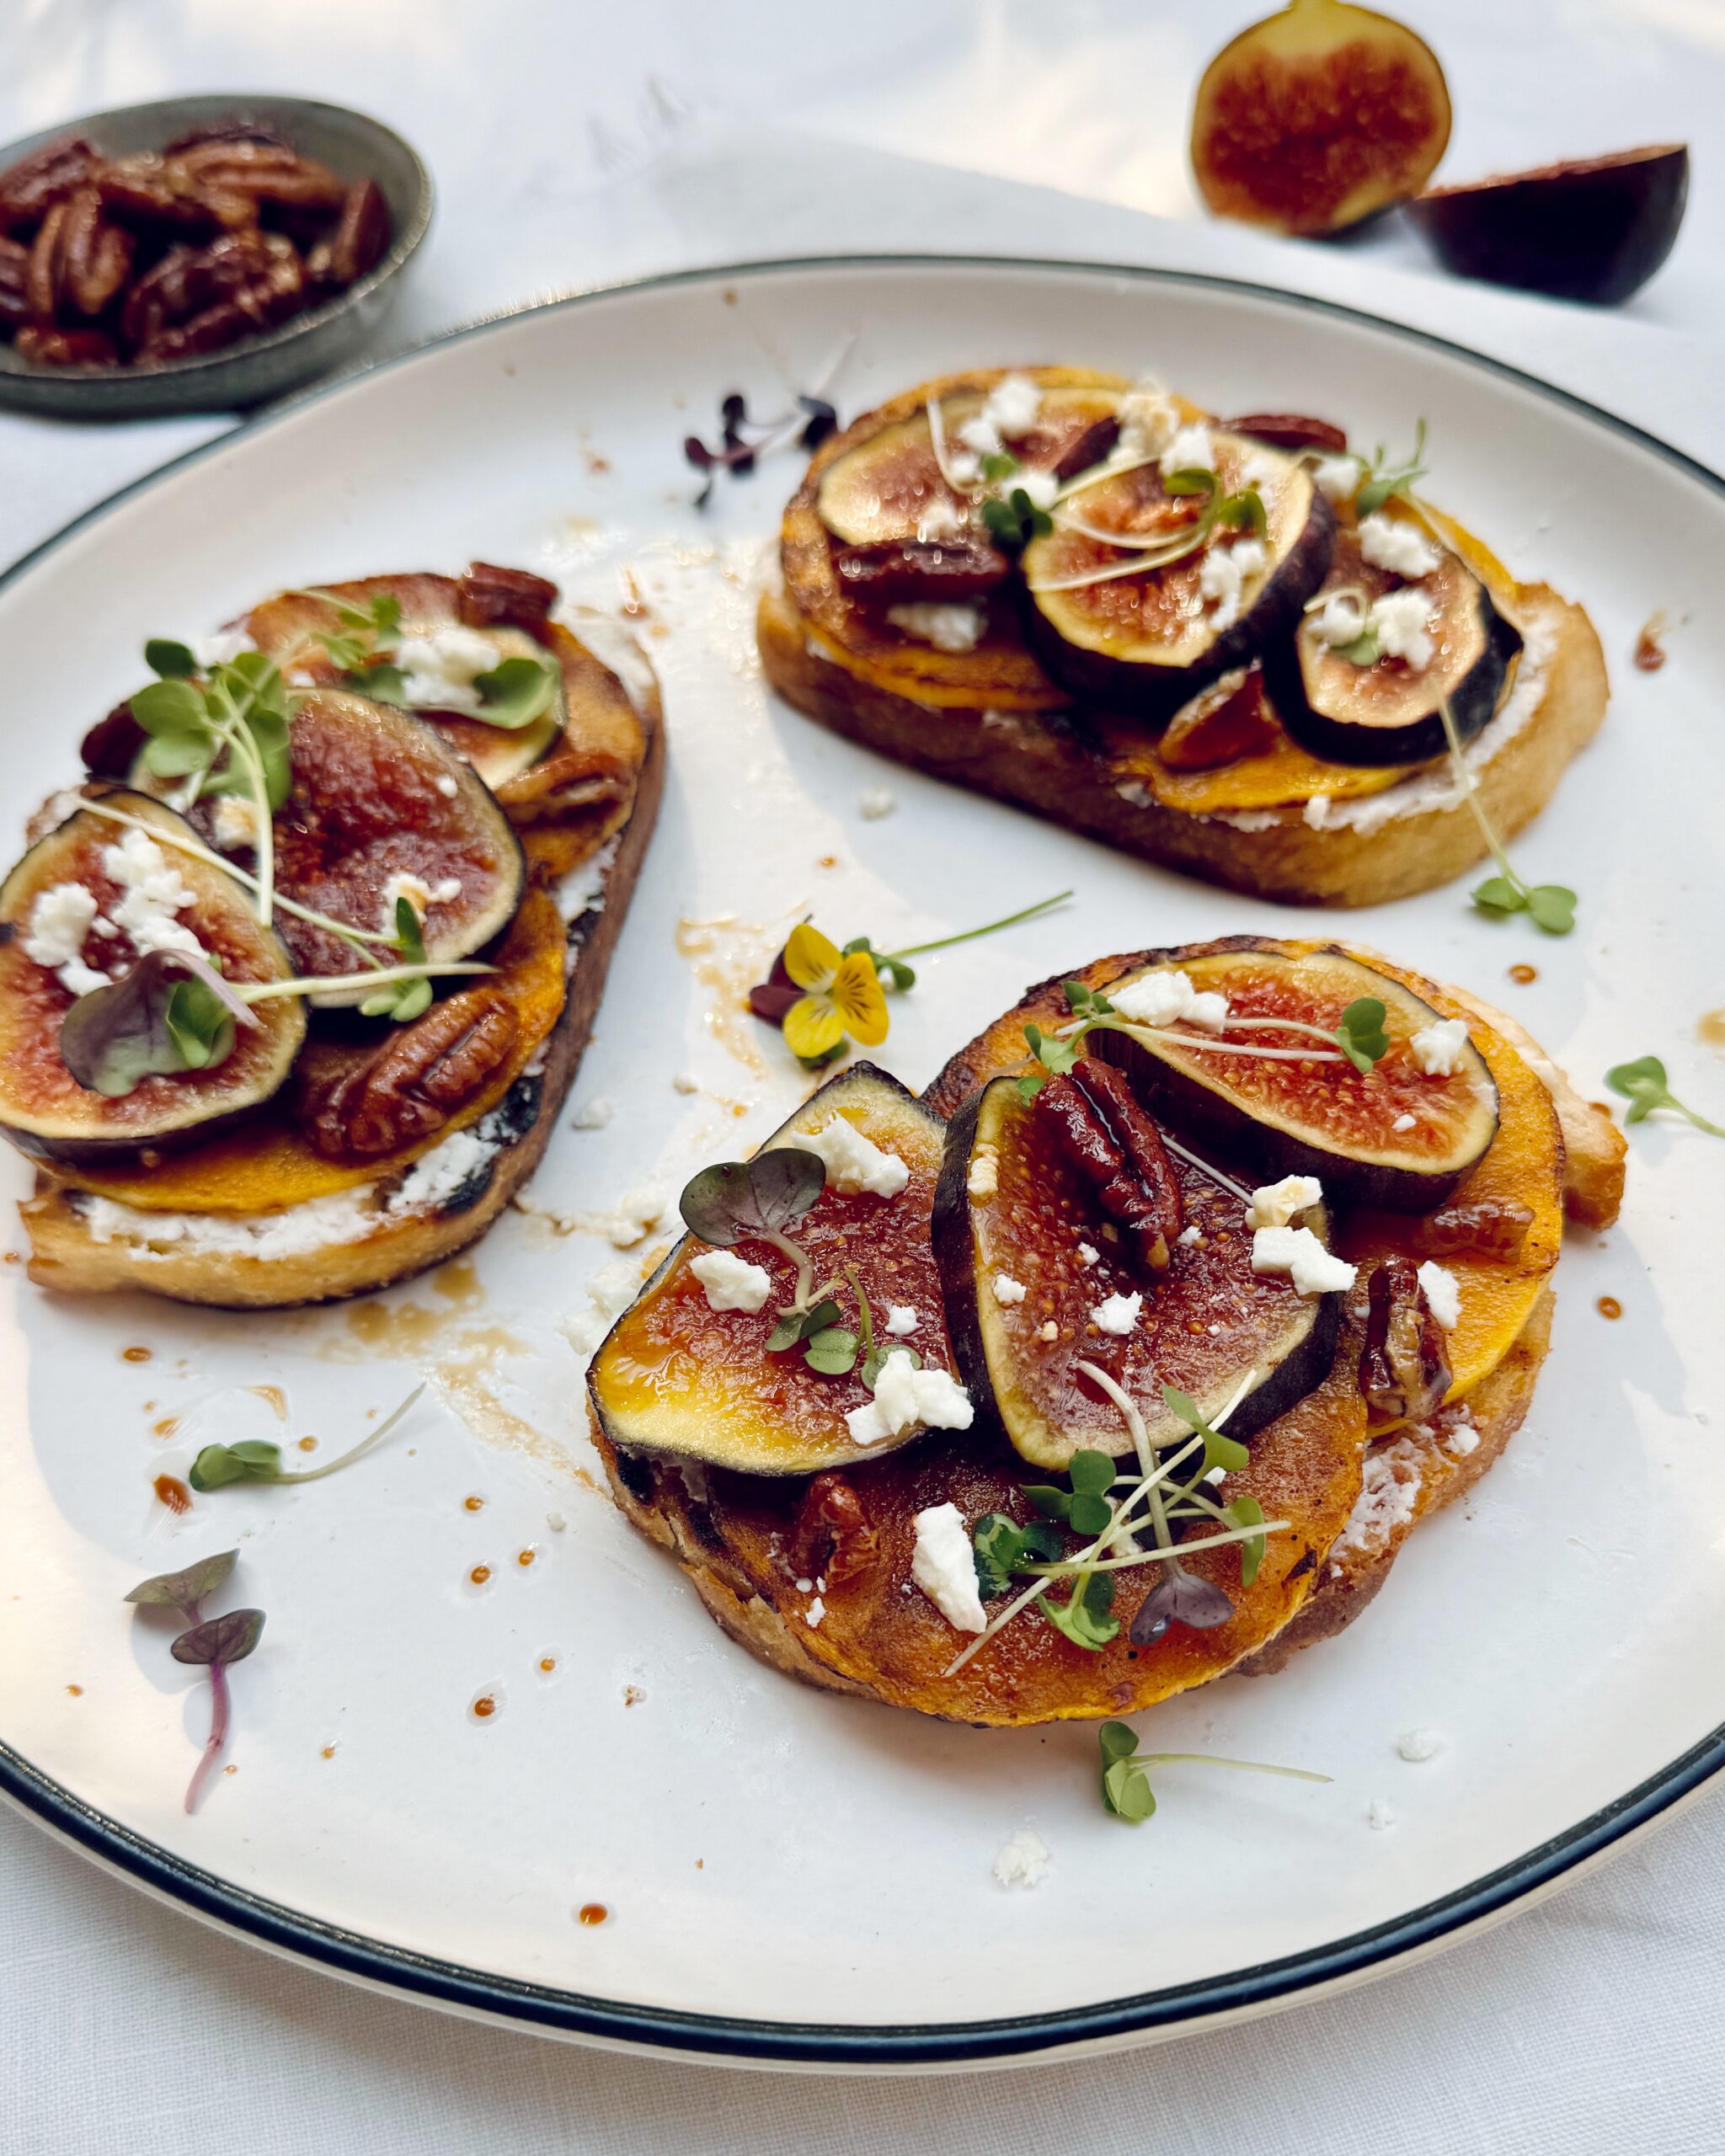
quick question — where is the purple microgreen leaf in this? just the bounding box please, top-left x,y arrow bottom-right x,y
125,1549 -> 238,1609
797,394 -> 837,448
60,947 -> 255,1098
679,1149 -> 825,1245
1130,1566 -> 1236,1645
171,1608 -> 265,1667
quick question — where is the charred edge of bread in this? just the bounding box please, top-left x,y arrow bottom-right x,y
757,582 -> 1608,910
1236,1283 -> 1555,1673
20,702 -> 665,1310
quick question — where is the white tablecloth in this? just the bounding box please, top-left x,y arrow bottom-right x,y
4,5 -> 1724,2147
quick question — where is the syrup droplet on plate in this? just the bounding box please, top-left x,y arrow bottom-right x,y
1509,963 -> 1537,985
321,1743 -> 337,1759
121,1345 -> 152,1364
1697,1008 -> 1725,1048
297,1435 -> 318,1452
577,1903 -> 608,1926
152,1474 -> 192,1515
66,1684 -> 83,1697
1597,1295 -> 1623,1320
468,1564 -> 492,1588
463,1494 -> 485,1513
470,1690 -> 500,1722
515,1546 -> 537,1570
538,1654 -> 558,1675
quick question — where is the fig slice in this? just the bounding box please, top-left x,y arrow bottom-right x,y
932,1073 -> 1341,1469
0,791 -> 305,1164
1021,434 -> 1334,718
589,1064 -> 959,1476
814,383 -> 1124,552
135,687 -> 526,1004
1088,941 -> 1499,1210
1192,0 -> 1452,237
1410,145 -> 1689,307
1267,512 -> 1521,765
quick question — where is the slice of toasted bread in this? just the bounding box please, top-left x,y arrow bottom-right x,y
20,694 -> 663,1309
761,579 -> 1606,908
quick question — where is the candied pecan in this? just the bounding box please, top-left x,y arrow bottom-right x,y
24,199 -> 67,323
169,140 -> 345,212
458,562 -> 559,632
118,243 -> 200,349
1359,1257 -> 1451,1423
1157,666 -> 1282,771
1413,1200 -> 1534,1263
1221,413 -> 1348,455
788,1472 -> 880,1588
14,323 -> 116,366
298,988 -> 521,1161
98,152 -> 254,237
81,702 -> 146,776
326,178 -> 390,285
1034,1056 -> 1183,1272
57,185 -> 133,317
0,136 -> 99,237
836,537 -> 1010,602
0,235 -> 28,328
1051,414 -> 1121,482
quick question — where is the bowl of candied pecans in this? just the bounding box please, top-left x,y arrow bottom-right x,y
0,93 -> 432,417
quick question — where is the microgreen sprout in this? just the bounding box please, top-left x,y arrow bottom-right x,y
189,1386 -> 424,1492
287,587 -> 403,673
1437,695 -> 1576,933
1354,419 -> 1429,516
1605,1055 -> 1725,1139
683,344 -> 849,505
1097,1721 -> 1330,1823
1332,996 -> 1390,1074
681,1149 -> 827,1314
124,1548 -> 264,1814
58,947 -> 258,1097
360,897 -> 435,1022
980,487 -> 1053,550
1029,469 -> 1268,595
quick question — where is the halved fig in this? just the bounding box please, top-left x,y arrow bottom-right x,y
814,383 -> 1123,551
135,688 -> 526,1004
590,1065 -> 958,1476
1021,435 -> 1334,718
932,1073 -> 1341,1469
0,792 -> 304,1164
1192,0 -> 1452,237
1090,941 -> 1499,1210
1265,515 -> 1521,764
1411,146 -> 1688,306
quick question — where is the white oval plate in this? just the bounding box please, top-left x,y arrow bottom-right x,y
1,259 -> 1718,2070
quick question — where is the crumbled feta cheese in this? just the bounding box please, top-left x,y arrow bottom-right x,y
211,796 -> 260,852
991,1828 -> 1050,1889
395,625 -> 502,714
1204,1465 -> 1226,1486
885,1305 -> 918,1337
1358,512 -> 1440,579
1367,1798 -> 1397,1832
190,627 -> 254,669
1199,546 -> 1244,631
857,787 -> 897,821
1410,1017 -> 1470,1075
1076,1242 -> 1098,1267
1178,1224 -> 1203,1248
24,881 -> 104,991
435,774 -> 459,798
1312,591 -> 1369,648
957,411 -> 1003,459
1091,1291 -> 1142,1336
571,1097 -> 613,1129
1108,968 -> 1231,1032
914,495 -> 968,542
1336,1434 -> 1423,1556
1311,454 -> 1362,504
909,1501 -> 987,1631
1251,1226 -> 1358,1296
992,1273 -> 1028,1306
967,1148 -> 998,1200
947,450 -> 981,486
1369,586 -> 1435,670
1416,1260 -> 1461,1331
689,1249 -> 772,1314
1303,794 -> 1332,830
798,1116 -> 910,1198
589,1187 -> 664,1248
1247,1174 -> 1323,1230
394,1126 -> 495,1210
794,1578 -> 814,1595
1117,387 -> 1180,463
99,828 -> 201,959
846,1353 -> 974,1448
982,373 -> 1042,439
1017,466 -> 1059,511
804,1596 -> 825,1629
382,871 -> 434,923
1445,1415 -> 1480,1457
672,1071 -> 700,1094
1115,779 -> 1151,808
1392,1113 -> 1417,1132
1039,1321 -> 1058,1342
562,1257 -> 644,1360
1160,421 -> 1214,479
1397,1727 -> 1444,1763
884,602 -> 985,653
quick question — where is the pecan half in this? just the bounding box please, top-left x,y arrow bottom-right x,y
1034,1055 -> 1183,1271
97,152 -> 254,237
326,178 -> 390,285
836,537 -> 1011,602
1221,413 -> 1348,455
788,1472 -> 880,1588
0,136 -> 99,236
169,140 -> 345,213
0,235 -> 28,328
296,988 -> 521,1161
58,185 -> 133,317
1359,1257 -> 1451,1422
1158,666 -> 1282,771
457,561 -> 559,632
1052,414 -> 1121,481
14,323 -> 116,366
1412,1200 -> 1534,1263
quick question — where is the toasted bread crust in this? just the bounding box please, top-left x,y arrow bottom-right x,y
21,694 -> 664,1308
758,580 -> 1607,908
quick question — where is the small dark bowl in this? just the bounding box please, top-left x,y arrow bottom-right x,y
0,93 -> 433,419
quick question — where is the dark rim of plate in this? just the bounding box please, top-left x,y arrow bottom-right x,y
1,254 -> 1720,2067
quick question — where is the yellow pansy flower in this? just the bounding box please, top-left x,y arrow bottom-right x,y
780,924 -> 889,1063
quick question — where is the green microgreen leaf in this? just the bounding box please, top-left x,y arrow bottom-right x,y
1332,995 -> 1390,1074
1216,487 -> 1268,537
979,451 -> 1018,483
59,947 -> 251,1097
1354,419 -> 1429,516
162,975 -> 236,1071
125,1549 -> 238,1609
1024,1022 -> 1081,1078
1161,1385 -> 1249,1476
1438,694 -> 1577,938
1471,875 -> 1522,915
354,661 -> 409,704
1038,1569 -> 1119,1652
188,1439 -> 284,1492
1162,467 -> 1217,499
980,487 -> 1053,550
1100,1721 -> 1157,1821
804,1326 -> 860,1376
1526,884 -> 1578,935
473,654 -> 561,730
1606,1054 -> 1725,1138
1068,1449 -> 1115,1496
1226,1495 -> 1268,1587
145,638 -> 199,678
360,898 -> 436,1022
1022,1483 -> 1074,1523
971,1513 -> 1064,1597
1337,627 -> 1381,668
